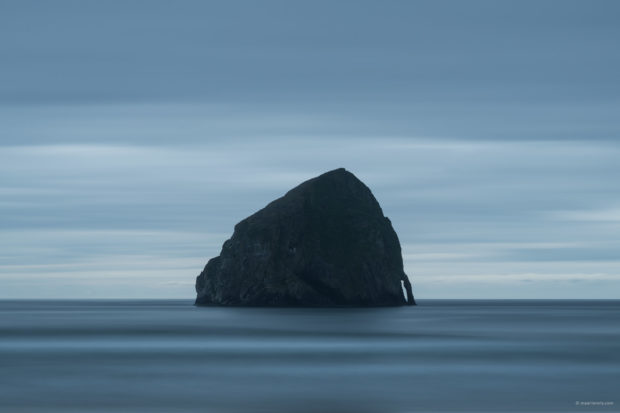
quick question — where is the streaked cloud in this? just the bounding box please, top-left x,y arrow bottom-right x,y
1,1 -> 619,298
552,208 -> 620,222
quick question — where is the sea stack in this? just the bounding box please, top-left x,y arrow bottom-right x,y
195,168 -> 415,306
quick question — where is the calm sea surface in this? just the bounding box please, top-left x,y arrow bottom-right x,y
0,300 -> 618,413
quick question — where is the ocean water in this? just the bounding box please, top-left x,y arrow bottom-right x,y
0,300 -> 618,413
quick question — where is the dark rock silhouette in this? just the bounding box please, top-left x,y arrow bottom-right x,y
195,168 -> 415,306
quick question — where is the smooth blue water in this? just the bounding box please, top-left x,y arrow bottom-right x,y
0,300 -> 618,412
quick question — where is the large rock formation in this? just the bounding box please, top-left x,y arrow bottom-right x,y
195,168 -> 415,306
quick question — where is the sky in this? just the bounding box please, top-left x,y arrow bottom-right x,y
1,0 -> 619,299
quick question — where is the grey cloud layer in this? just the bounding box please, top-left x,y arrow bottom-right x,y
2,1 -> 619,105
2,129 -> 619,298
1,1 -> 619,298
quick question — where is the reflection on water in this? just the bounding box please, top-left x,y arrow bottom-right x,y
1,300 -> 618,412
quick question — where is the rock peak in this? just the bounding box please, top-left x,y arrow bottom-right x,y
195,169 -> 415,307
288,168 -> 361,190
319,167 -> 350,177
312,167 -> 360,182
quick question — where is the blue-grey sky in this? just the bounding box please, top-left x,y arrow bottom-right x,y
1,0 -> 619,298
